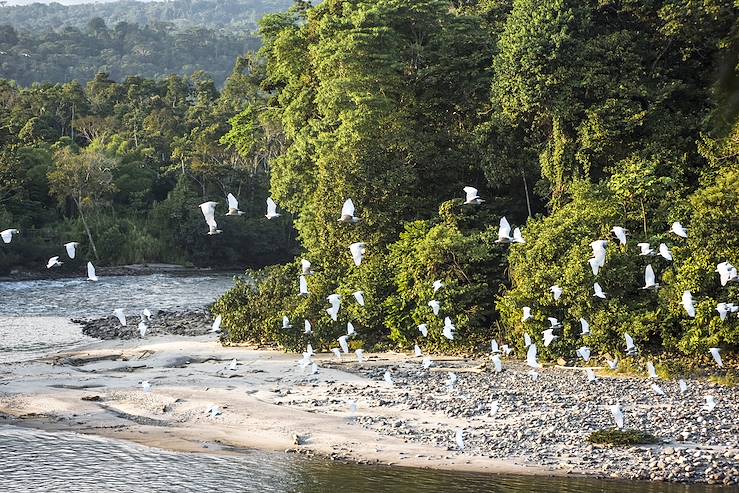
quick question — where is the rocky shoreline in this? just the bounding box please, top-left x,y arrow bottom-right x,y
0,263 -> 231,282
73,309 -> 214,340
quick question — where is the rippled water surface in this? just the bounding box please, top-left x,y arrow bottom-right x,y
0,273 -> 237,361
0,425 -> 724,493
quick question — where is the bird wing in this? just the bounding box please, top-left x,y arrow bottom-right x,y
341,198 -> 355,217
299,275 -> 308,294
65,242 -> 77,259
624,333 -> 634,349
87,262 -> 96,279
498,216 -> 511,237
199,202 -> 218,228
644,264 -> 655,286
1,230 -> 12,243
266,197 -> 278,215
658,243 -> 672,260
513,227 -> 524,243
682,291 -> 694,314
227,193 -> 239,210
526,343 -> 539,368
463,186 -> 478,201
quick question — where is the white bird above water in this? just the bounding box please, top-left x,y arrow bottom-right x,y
113,308 -> 126,326
225,193 -> 245,216
443,317 -> 455,340
349,242 -> 366,266
659,243 -> 672,261
522,306 -> 532,322
542,329 -> 557,347
549,285 -> 563,300
610,404 -> 624,429
670,221 -> 688,238
265,197 -> 281,219
682,291 -> 695,317
199,201 -> 222,235
228,358 -> 237,371
463,186 -> 484,205
64,242 -> 79,259
353,291 -> 365,306
709,347 -> 723,368
641,264 -> 659,290
612,226 -> 628,245
138,321 -> 147,337
207,405 -> 222,417
141,381 -> 151,393
338,198 -> 360,224
428,300 -> 440,316
580,318 -> 590,336
211,315 -> 222,333
418,324 -> 428,337
1,228 -> 19,243
46,256 -> 62,269
142,308 -> 152,321
593,282 -> 606,299
87,262 -> 98,281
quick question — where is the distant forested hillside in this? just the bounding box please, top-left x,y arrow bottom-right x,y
0,20 -> 260,86
0,0 -> 293,32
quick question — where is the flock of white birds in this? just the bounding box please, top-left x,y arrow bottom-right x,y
2,184 -> 735,449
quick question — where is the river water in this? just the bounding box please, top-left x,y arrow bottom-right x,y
0,274 -> 727,492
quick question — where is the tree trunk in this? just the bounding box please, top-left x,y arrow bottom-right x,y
76,198 -> 99,261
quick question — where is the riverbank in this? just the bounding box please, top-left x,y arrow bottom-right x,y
1,333 -> 737,486
0,263 -> 238,282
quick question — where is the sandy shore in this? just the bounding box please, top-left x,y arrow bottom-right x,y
1,335 -> 738,485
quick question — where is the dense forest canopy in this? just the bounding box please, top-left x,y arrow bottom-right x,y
0,0 -> 292,32
211,0 -> 739,361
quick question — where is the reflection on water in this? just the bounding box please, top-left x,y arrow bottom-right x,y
0,273 -> 238,317
0,426 -> 725,493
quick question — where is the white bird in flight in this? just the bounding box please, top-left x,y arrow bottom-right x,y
338,198 -> 360,223
651,383 -> 666,396
228,358 -> 237,371
1,228 -> 19,243
547,317 -> 562,329
299,275 -> 309,296
414,344 -> 422,357
549,285 -> 563,300
428,300 -> 440,316
422,356 -> 433,369
580,318 -> 590,336
418,324 -> 428,337
211,315 -> 222,333
463,186 -> 483,205
141,381 -> 151,393
282,316 -> 292,329
524,333 -> 532,348
577,346 -> 591,362
490,339 -> 500,354
138,321 -> 147,337
610,404 -> 624,429
490,354 -> 502,373
113,308 -> 126,326
442,317 -> 455,340
383,370 -> 393,386
349,242 -> 366,266
495,217 -> 512,243
641,264 -> 658,290
64,242 -> 79,259
338,335 -> 349,354
512,227 -> 525,244
304,320 -> 312,335
86,262 -> 98,281
679,379 -> 688,394
455,428 -> 465,450
353,291 -> 365,306
593,282 -> 606,299
658,243 -> 672,261
709,347 -> 723,368
521,306 -> 532,322
647,361 -> 658,379
331,347 -> 342,359
199,201 -> 222,235
586,368 -> 597,382
265,197 -> 281,219
301,259 -> 313,276
46,256 -> 62,269
624,333 -> 637,355
703,395 -> 716,412
225,193 -> 245,216
142,308 -> 152,321
606,358 -> 618,370
432,280 -> 444,293
347,322 -> 356,337
326,294 -> 341,321
355,349 -> 364,363
669,221 -> 687,238
526,343 -> 541,368
637,243 -> 654,256
612,226 -> 628,245
682,291 -> 695,317
716,262 -> 738,286
208,405 -> 222,417
542,329 -> 557,347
